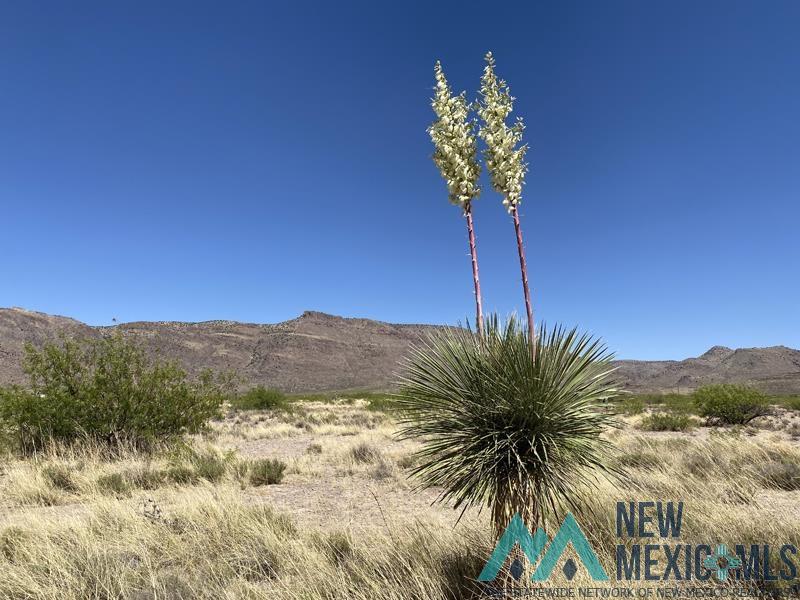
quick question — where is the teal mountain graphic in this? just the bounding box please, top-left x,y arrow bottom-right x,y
478,513 -> 609,582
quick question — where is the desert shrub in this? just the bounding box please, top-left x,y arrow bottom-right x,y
41,464 -> 78,492
639,412 -> 694,432
247,459 -> 286,486
349,442 -> 381,464
231,386 -> 290,411
0,335 -> 230,453
96,472 -> 130,495
693,384 -> 769,425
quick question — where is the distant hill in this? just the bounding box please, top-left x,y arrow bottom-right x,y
614,344 -> 800,395
1,307 -> 799,394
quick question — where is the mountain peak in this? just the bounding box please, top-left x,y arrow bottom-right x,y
297,310 -> 343,322
700,345 -> 734,359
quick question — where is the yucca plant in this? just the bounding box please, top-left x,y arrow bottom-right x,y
429,61 -> 485,336
396,317 -> 619,535
477,52 -> 535,356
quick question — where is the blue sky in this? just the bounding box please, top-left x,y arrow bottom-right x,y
1,1 -> 798,360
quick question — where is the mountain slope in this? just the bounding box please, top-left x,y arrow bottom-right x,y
1,307 -> 799,394
0,308 -> 443,392
614,344 -> 800,394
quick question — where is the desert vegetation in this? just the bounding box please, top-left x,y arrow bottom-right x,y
0,336 -> 798,597
419,54 -> 623,548
396,320 -> 619,531
612,384 -> 788,432
1,384 -> 800,598
0,335 -> 229,453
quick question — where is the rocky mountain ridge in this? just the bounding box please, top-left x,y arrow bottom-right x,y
2,307 -> 799,394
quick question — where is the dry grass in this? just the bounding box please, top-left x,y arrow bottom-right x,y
0,399 -> 799,598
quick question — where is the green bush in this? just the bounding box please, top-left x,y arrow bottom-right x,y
231,386 -> 290,411
693,384 -> 769,425
639,413 -> 694,432
247,459 -> 286,486
0,335 -> 229,453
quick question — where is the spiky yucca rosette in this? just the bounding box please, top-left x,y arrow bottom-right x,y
396,317 -> 620,535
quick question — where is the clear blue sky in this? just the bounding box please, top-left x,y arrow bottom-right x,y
1,1 -> 798,360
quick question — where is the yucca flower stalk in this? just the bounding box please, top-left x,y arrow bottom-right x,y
396,317 -> 619,536
428,61 -> 485,336
477,52 -> 535,356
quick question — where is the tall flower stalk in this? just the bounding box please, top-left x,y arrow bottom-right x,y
429,61 -> 484,336
478,52 -> 534,357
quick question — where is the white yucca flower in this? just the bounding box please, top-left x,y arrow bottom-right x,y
477,51 -> 536,357
427,60 -> 485,336
478,51 -> 528,213
428,61 -> 481,208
